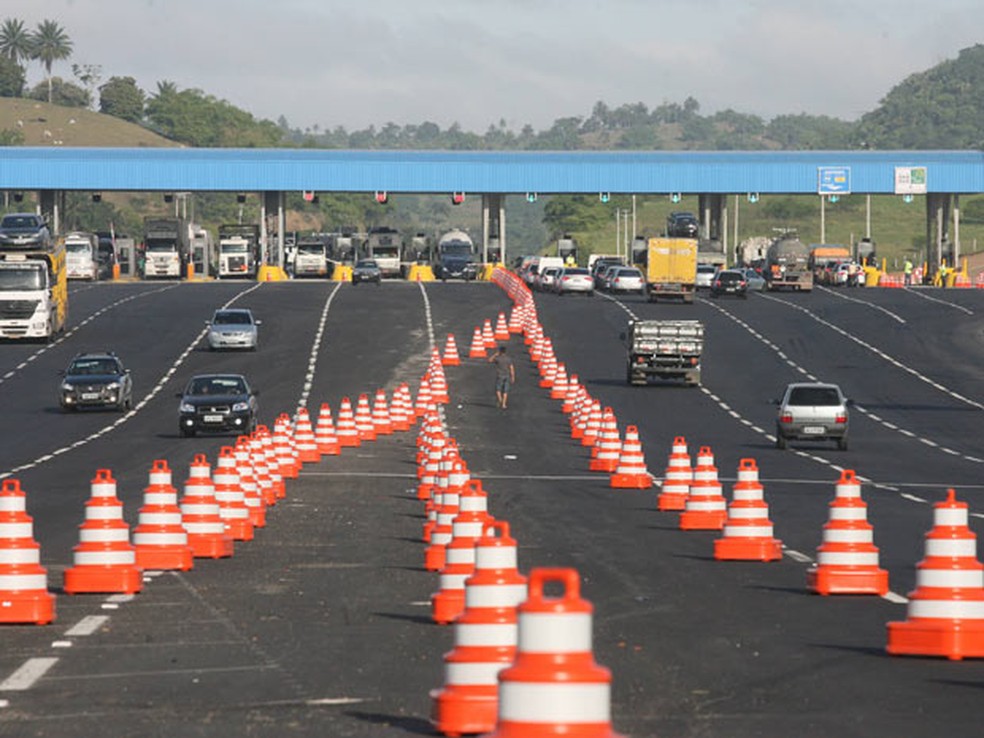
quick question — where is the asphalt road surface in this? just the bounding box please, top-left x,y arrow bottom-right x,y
0,277 -> 982,738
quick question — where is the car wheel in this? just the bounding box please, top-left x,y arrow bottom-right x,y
586,291 -> 594,297
837,437 -> 848,451
180,426 -> 195,438
776,433 -> 787,450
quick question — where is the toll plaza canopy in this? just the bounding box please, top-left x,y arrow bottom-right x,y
1,147 -> 984,195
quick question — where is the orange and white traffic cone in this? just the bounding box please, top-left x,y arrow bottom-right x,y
63,469 -> 143,595
429,368 -> 450,405
292,407 -> 320,464
469,327 -> 487,359
415,378 -> 436,418
714,459 -> 782,561
256,425 -> 286,500
273,414 -> 300,478
372,389 -> 393,436
0,479 -> 55,624
550,363 -> 569,400
213,447 -> 254,542
488,568 -> 623,737
314,403 -> 341,456
590,408 -> 622,473
887,489 -> 984,659
234,437 -> 267,528
425,481 -> 461,572
657,436 -> 692,511
390,384 -> 413,431
482,319 -> 496,349
581,401 -> 603,447
679,446 -> 728,530
180,454 -> 234,559
443,333 -> 462,366
430,521 -> 527,736
248,433 -> 277,508
807,470 -> 888,595
610,425 -> 654,489
335,397 -> 361,448
355,394 -> 377,442
508,305 -> 524,334
132,460 -> 194,571
494,312 -> 509,341
432,480 -> 492,624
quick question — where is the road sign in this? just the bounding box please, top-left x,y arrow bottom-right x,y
818,167 -> 851,195
894,166 -> 927,195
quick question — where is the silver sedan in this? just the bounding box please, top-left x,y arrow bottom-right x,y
206,308 -> 260,351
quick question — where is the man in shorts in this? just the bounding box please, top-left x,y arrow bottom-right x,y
488,345 -> 516,409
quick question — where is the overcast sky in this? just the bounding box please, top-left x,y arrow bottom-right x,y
9,1 -> 984,133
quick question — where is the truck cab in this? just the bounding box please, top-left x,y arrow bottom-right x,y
64,232 -> 100,280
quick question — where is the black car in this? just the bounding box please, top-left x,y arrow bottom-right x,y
709,269 -> 748,298
60,352 -> 133,412
177,374 -> 258,437
666,211 -> 699,239
352,259 -> 382,285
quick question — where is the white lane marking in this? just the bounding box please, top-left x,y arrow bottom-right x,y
905,288 -> 974,315
295,282 -> 342,410
64,615 -> 109,637
757,292 -> 984,410
0,284 -> 181,390
51,641 -> 72,649
0,658 -> 58,691
784,549 -> 813,564
0,283 -> 263,480
417,281 -> 436,350
813,285 -> 907,323
884,592 -> 909,605
599,290 -> 638,320
307,697 -> 366,706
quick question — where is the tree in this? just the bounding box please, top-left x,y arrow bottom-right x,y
71,62 -> 101,108
0,54 -> 25,97
31,19 -> 73,104
27,77 -> 89,107
99,76 -> 145,122
0,18 -> 33,67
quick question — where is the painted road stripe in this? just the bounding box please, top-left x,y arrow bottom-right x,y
65,615 -> 109,637
0,658 -> 58,691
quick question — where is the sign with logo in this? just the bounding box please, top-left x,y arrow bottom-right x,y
894,166 -> 927,195
817,166 -> 851,195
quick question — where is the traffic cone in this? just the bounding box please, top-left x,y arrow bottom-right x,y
314,402 -> 341,456
610,426 -> 654,489
234,437 -> 267,528
469,327 -> 487,359
273,414 -> 300,478
248,432 -> 278,507
443,334 -> 461,366
508,305 -> 524,334
550,363 -> 569,400
714,459 -> 782,561
807,470 -> 888,595
430,521 -> 527,736
355,394 -> 377,442
372,389 -> 393,436
63,469 -> 143,595
562,375 -> 581,414
679,447 -> 728,530
589,409 -> 621,473
425,482 -> 461,572
180,454 -> 233,559
494,312 -> 509,341
213,447 -> 254,541
415,378 -> 435,418
390,384 -> 412,431
335,397 -> 361,448
657,437 -> 692,511
432,479 -> 492,624
482,319 -> 496,348
581,401 -> 603,447
132,460 -> 194,571
887,489 -> 984,659
0,479 -> 55,624
292,407 -> 320,464
429,367 -> 450,405
488,568 -> 623,737
256,425 -> 286,500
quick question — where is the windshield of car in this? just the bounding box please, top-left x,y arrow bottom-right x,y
717,272 -> 743,282
189,377 -> 247,395
1,215 -> 40,229
616,268 -> 641,277
69,358 -> 120,376
356,260 -> 378,269
787,386 -> 842,406
698,265 -> 716,273
213,311 -> 252,325
564,268 -> 590,275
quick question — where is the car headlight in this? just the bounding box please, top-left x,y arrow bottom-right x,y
232,401 -> 250,412
179,402 -> 195,413
61,382 -> 74,392
106,382 -> 120,391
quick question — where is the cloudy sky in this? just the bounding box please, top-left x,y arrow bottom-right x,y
8,0 -> 984,133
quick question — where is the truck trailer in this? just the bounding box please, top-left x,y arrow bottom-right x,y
623,319 -> 703,386
645,237 -> 698,303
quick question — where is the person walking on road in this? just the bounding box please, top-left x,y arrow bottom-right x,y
488,346 -> 516,410
904,258 -> 914,286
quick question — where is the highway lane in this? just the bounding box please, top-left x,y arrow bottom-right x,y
0,279 -> 983,736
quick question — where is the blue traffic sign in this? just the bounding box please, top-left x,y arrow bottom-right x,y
818,166 -> 851,195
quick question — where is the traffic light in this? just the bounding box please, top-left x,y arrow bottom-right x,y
526,192 -> 537,203
451,192 -> 465,205
91,192 -> 102,203
302,190 -> 315,202
236,193 -> 247,203
670,192 -> 681,203
747,192 -> 759,203
374,191 -> 388,204
599,192 -> 610,203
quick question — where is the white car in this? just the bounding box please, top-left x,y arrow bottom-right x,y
696,264 -> 717,289
206,308 -> 260,351
555,268 -> 594,296
608,267 -> 645,294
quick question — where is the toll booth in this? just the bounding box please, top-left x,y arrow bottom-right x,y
115,238 -> 136,277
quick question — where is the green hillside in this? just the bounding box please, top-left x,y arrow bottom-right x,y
0,98 -> 177,147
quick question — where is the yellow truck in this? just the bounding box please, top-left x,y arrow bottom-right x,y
0,242 -> 67,341
645,237 -> 698,303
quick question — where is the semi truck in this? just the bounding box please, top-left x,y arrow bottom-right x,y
216,224 -> 260,279
64,232 -> 100,280
143,217 -> 189,278
433,229 -> 478,281
765,236 -> 813,291
645,237 -> 698,303
292,236 -> 330,278
0,239 -> 68,341
364,227 -> 402,278
623,319 -> 703,386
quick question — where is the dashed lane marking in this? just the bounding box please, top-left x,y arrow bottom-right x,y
295,282 -> 343,410
0,658 -> 59,692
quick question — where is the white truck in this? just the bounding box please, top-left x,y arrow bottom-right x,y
623,319 -> 703,386
217,224 -> 260,279
142,217 -> 188,278
292,237 -> 330,278
64,232 -> 100,280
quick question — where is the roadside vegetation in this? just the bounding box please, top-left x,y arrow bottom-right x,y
2,16 -> 984,266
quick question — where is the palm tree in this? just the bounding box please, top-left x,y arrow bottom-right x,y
0,18 -> 34,66
31,19 -> 72,104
